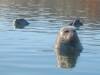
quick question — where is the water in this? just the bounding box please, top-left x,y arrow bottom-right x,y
0,0 -> 100,75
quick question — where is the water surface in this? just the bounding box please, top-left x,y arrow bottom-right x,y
0,0 -> 100,75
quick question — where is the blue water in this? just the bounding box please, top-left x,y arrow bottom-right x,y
0,0 -> 100,75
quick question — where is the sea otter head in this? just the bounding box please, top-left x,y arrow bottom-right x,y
59,26 -> 79,43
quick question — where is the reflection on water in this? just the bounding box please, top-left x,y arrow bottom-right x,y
0,0 -> 100,75
55,50 -> 81,69
0,0 -> 100,25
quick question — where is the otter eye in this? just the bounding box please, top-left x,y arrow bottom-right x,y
64,30 -> 69,33
73,30 -> 76,32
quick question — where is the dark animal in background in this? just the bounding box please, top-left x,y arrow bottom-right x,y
69,18 -> 83,27
13,19 -> 29,29
55,26 -> 83,68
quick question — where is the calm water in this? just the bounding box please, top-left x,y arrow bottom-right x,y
0,0 -> 100,75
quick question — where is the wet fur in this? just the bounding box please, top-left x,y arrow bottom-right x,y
55,26 -> 82,68
55,26 -> 82,55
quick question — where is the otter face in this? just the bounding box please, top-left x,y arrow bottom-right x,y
59,26 -> 78,42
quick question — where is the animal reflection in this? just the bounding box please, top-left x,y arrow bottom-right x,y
13,19 -> 29,29
55,26 -> 82,68
55,49 -> 81,68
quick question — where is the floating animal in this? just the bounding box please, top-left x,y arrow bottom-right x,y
13,19 -> 29,29
55,26 -> 82,68
69,18 -> 83,27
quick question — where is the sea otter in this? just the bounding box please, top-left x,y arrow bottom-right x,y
69,18 -> 83,27
55,26 -> 82,68
13,19 -> 29,29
